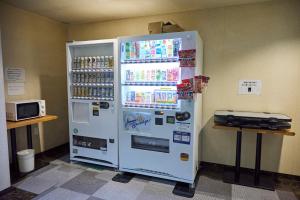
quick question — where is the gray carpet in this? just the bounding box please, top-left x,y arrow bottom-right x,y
11,157 -> 298,200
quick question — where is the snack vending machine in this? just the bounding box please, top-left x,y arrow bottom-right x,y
118,31 -> 203,186
66,39 -> 119,168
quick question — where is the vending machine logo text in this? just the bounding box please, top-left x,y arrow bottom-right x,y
124,112 -> 151,131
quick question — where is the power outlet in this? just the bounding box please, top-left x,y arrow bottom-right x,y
238,80 -> 262,95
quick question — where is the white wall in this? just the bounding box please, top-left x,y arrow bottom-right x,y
0,30 -> 11,191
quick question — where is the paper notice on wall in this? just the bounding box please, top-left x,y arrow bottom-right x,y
7,82 -> 25,95
5,67 -> 26,82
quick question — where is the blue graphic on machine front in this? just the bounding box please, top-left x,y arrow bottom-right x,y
124,111 -> 151,132
173,131 -> 191,144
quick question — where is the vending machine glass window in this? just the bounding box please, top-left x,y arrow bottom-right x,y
120,39 -> 182,110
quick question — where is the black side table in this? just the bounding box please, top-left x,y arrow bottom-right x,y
214,124 -> 295,191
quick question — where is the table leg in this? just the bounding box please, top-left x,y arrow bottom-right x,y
27,125 -> 33,149
10,128 -> 18,170
235,130 -> 242,182
254,133 -> 262,185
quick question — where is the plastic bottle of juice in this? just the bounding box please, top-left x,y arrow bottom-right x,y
151,69 -> 156,81
167,39 -> 173,58
173,39 -> 180,57
150,40 -> 156,59
139,41 -> 145,60
161,40 -> 167,58
167,69 -> 172,81
146,70 -> 151,81
125,42 -> 130,60
156,69 -> 161,81
173,68 -> 179,81
140,69 -> 145,81
130,42 -> 135,59
161,70 -> 166,81
130,70 -> 134,81
155,40 -> 162,59
135,42 -> 140,59
145,40 -> 151,59
126,70 -> 130,81
135,70 -> 140,81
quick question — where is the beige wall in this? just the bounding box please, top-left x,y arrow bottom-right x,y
0,2 -> 69,156
68,0 -> 300,175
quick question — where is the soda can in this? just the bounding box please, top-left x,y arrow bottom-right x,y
109,88 -> 113,97
96,73 -> 101,83
80,74 -> 85,83
84,57 -> 88,68
91,57 -> 95,68
89,87 -> 93,97
110,72 -> 114,82
102,72 -> 106,83
101,88 -> 105,97
94,74 -> 98,83
84,73 -> 88,83
77,87 -> 81,96
130,91 -> 135,102
73,57 -> 77,69
100,56 -> 105,68
108,56 -> 113,68
126,70 -> 130,81
88,57 -> 93,68
72,73 -> 77,83
96,56 -> 100,68
80,57 -> 85,69
104,56 -> 109,67
72,87 -> 76,96
100,72 -> 104,83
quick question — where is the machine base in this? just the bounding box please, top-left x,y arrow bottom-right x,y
112,172 -> 135,183
70,157 -> 117,169
223,169 -> 275,191
173,182 -> 195,198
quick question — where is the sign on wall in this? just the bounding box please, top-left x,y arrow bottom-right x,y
238,80 -> 262,95
5,67 -> 26,95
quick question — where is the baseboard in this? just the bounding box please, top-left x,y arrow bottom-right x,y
200,161 -> 300,181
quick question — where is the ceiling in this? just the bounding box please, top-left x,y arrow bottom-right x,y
3,0 -> 272,24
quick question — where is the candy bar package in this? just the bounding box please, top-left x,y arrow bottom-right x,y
194,75 -> 210,93
179,49 -> 196,68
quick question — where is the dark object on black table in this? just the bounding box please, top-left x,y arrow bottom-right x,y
214,110 -> 291,130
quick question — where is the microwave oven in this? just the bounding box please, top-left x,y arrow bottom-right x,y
6,100 -> 46,121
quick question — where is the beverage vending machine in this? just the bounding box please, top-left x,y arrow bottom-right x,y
66,39 -> 119,168
118,31 -> 203,186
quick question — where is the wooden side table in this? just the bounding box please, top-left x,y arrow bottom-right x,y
7,115 -> 58,171
213,124 -> 295,190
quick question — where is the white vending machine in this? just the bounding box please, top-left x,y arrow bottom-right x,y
66,39 -> 119,168
118,31 -> 203,185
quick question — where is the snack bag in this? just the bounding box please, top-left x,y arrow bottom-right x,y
179,49 -> 196,67
177,78 -> 194,99
194,75 -> 210,93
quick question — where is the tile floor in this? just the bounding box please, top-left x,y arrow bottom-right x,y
0,155 -> 299,200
